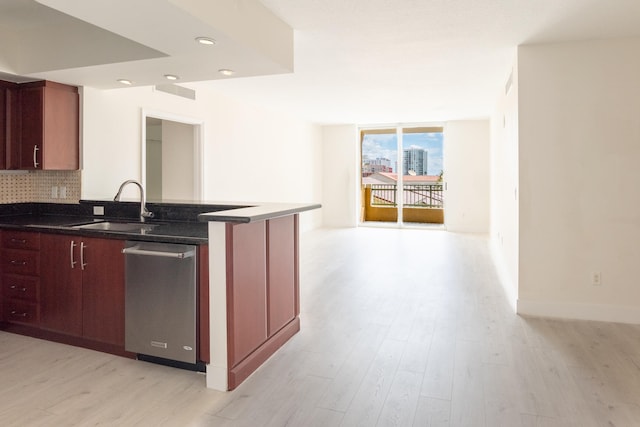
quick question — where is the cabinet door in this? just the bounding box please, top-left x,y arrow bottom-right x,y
228,221 -> 268,367
42,83 -> 79,170
267,215 -> 297,336
0,83 -> 19,170
18,81 -> 79,170
40,234 -> 82,336
19,86 -> 43,170
0,230 -> 3,321
0,81 -> 19,169
81,237 -> 125,346
0,83 -> 6,169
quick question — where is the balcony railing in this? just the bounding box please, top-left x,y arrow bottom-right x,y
369,184 -> 443,208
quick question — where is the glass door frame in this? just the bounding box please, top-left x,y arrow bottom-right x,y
359,123 -> 444,228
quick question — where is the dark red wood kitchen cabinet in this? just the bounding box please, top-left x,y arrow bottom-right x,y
19,80 -> 79,170
267,215 -> 297,336
40,234 -> 83,336
0,81 -> 7,169
81,237 -> 125,346
226,214 -> 300,389
227,220 -> 268,367
0,80 -> 19,170
1,230 -> 41,325
197,244 -> 210,363
40,234 -> 124,345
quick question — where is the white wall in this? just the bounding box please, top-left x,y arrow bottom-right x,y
81,85 -> 323,230
145,121 -> 162,200
321,124 -> 358,227
443,120 -> 490,233
320,122 -> 494,230
162,120 -> 195,200
517,38 -> 640,323
490,58 -> 520,310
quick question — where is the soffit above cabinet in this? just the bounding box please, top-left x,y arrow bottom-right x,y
0,0 -> 293,89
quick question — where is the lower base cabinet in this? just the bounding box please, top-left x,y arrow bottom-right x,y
1,230 -> 41,326
3,229 -> 207,363
226,214 -> 299,389
40,234 -> 125,346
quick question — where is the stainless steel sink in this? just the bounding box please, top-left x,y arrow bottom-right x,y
73,221 -> 159,233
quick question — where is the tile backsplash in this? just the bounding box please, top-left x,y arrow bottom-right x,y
0,170 -> 81,204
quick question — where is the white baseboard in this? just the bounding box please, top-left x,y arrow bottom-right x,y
517,299 -> 640,324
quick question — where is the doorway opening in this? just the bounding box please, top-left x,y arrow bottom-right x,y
360,126 -> 444,226
141,110 -> 204,202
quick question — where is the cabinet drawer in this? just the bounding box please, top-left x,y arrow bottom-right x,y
1,249 -> 40,276
2,231 -> 40,250
3,275 -> 38,301
4,299 -> 39,325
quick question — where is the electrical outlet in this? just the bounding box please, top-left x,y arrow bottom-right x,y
51,186 -> 58,198
93,206 -> 105,216
59,186 -> 67,198
592,272 -> 602,286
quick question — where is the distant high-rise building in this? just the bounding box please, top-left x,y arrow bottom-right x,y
403,148 -> 428,175
370,157 -> 392,172
370,157 -> 390,167
362,157 -> 393,176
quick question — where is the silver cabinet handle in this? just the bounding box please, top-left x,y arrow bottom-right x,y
70,240 -> 77,269
10,238 -> 27,245
80,241 -> 87,270
11,311 -> 28,318
33,145 -> 40,168
9,285 -> 27,292
122,246 -> 194,259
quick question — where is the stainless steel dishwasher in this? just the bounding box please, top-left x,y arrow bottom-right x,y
123,241 -> 199,368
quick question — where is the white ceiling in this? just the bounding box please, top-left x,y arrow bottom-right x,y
0,0 -> 293,88
203,0 -> 640,124
2,0 -> 640,125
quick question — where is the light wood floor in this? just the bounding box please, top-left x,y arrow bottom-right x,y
2,227 -> 640,426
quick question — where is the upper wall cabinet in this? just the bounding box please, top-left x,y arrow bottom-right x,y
0,80 -> 19,170
0,79 -> 79,171
19,81 -> 79,170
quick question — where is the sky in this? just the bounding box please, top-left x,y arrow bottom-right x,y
362,131 -> 444,175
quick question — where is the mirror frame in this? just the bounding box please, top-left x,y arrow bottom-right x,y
141,108 -> 205,201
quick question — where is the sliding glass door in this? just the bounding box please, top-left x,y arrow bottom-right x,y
360,126 -> 444,226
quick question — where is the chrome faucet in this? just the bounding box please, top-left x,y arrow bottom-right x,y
113,180 -> 154,222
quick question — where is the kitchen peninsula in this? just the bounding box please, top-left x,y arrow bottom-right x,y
0,200 -> 320,391
199,202 -> 321,391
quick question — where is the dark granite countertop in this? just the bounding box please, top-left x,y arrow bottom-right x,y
0,202 -> 211,244
198,202 -> 321,223
0,200 -> 321,242
0,213 -> 208,244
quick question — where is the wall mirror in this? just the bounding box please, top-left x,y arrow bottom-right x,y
141,109 -> 204,202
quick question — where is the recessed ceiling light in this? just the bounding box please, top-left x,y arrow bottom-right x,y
218,69 -> 235,76
164,74 -> 179,81
195,37 -> 216,45
117,79 -> 133,85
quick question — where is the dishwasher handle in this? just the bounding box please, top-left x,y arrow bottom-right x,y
122,245 -> 195,259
